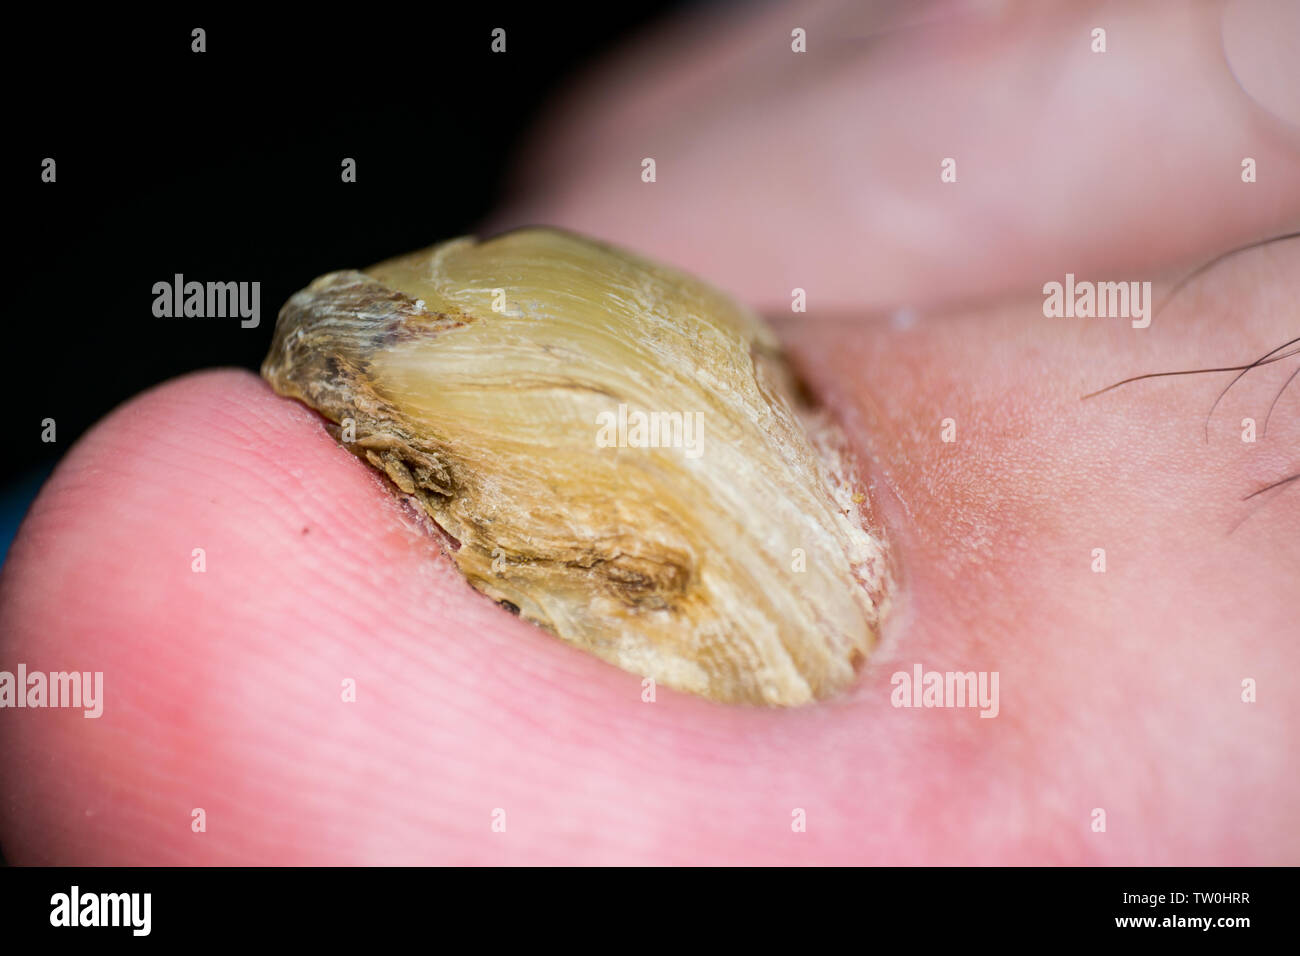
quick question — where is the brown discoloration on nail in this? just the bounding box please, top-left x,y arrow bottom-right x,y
262,228 -> 892,705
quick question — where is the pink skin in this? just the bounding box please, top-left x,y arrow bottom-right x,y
2,0 -> 1298,863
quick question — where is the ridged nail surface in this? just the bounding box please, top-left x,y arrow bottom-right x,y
262,228 -> 890,705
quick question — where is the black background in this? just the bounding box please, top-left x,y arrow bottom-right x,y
7,7 -> 682,483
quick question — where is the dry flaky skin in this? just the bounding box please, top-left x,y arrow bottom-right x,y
262,228 -> 890,705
